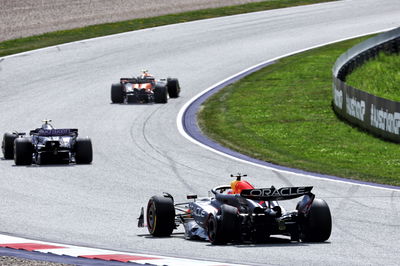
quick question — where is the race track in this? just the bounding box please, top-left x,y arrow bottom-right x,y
1,0 -> 400,265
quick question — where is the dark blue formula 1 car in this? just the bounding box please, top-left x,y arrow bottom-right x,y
2,120 -> 92,165
138,174 -> 332,245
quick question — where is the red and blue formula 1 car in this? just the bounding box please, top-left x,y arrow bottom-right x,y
138,174 -> 332,244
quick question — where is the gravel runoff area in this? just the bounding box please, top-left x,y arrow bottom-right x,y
0,0 -> 266,42
0,256 -> 72,266
0,0 -> 268,264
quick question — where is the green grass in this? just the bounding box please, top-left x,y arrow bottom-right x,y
0,0 -> 336,57
346,51 -> 400,101
198,36 -> 400,186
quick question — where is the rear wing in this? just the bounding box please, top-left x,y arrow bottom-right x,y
120,78 -> 138,83
120,77 -> 155,84
240,186 -> 313,201
32,128 -> 78,137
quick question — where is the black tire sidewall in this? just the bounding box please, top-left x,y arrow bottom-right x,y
167,78 -> 180,98
208,204 -> 239,244
146,195 -> 175,236
75,137 -> 93,164
207,214 -> 221,244
14,138 -> 32,165
300,199 -> 332,242
154,84 -> 168,104
2,133 -> 17,159
111,83 -> 124,103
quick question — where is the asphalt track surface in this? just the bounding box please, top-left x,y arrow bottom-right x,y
1,0 -> 400,265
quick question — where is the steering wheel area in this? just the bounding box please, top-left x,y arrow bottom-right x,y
211,185 -> 231,195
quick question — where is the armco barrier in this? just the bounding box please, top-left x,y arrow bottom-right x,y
332,27 -> 400,142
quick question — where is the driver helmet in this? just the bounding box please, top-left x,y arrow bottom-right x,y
140,69 -> 153,79
230,179 -> 254,194
41,120 -> 53,130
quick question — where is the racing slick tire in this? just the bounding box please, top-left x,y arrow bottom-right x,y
167,78 -> 180,98
154,84 -> 168,104
75,137 -> 93,164
299,199 -> 332,242
14,138 -> 32,165
2,133 -> 17,159
111,83 -> 124,103
146,195 -> 175,237
207,204 -> 239,245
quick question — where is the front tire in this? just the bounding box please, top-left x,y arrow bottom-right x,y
14,138 -> 32,165
75,137 -> 93,164
167,78 -> 180,98
146,195 -> 175,237
111,83 -> 124,103
2,133 -> 17,159
300,199 -> 332,242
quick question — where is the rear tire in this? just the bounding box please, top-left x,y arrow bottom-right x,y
14,138 -> 32,165
207,204 -> 239,245
154,84 -> 168,104
146,195 -> 175,237
300,199 -> 332,242
111,83 -> 124,103
2,133 -> 17,159
75,137 -> 93,164
167,78 -> 180,98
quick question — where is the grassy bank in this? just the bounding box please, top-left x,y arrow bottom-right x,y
346,51 -> 400,101
0,0 -> 336,57
198,36 -> 400,186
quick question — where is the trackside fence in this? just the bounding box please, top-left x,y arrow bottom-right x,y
332,27 -> 400,142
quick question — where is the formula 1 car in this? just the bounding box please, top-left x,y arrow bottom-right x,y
111,70 -> 180,104
138,174 -> 332,244
2,120 -> 92,165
